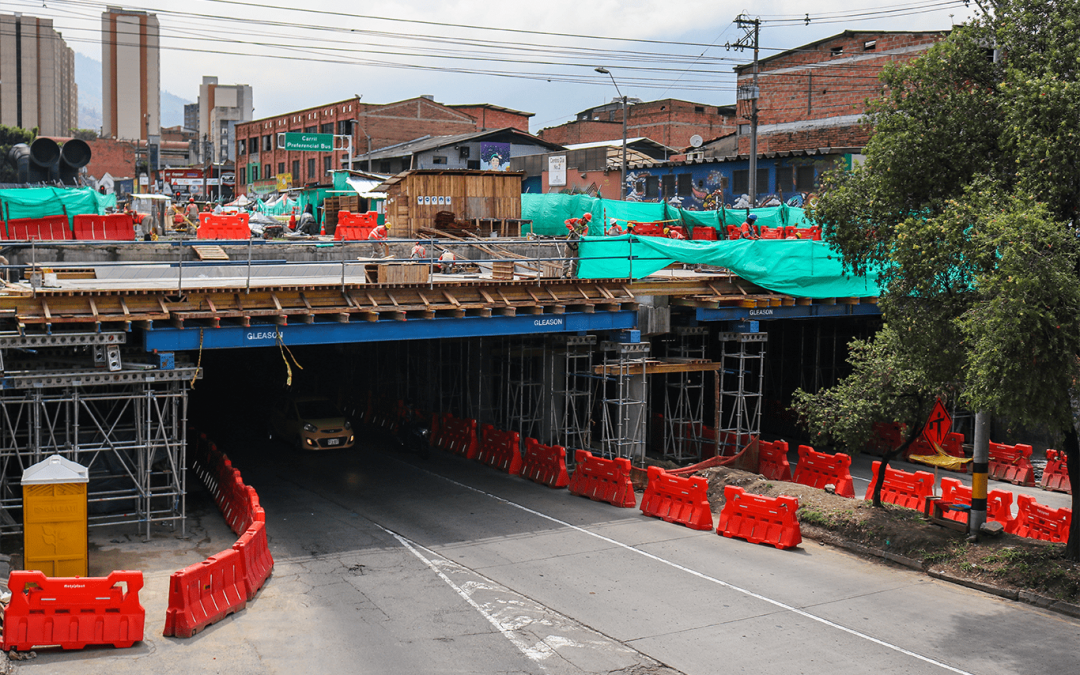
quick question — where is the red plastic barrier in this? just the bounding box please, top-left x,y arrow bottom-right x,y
1006,494 -> 1072,543
477,425 -> 522,475
334,211 -> 378,240
197,212 -> 251,239
7,215 -> 73,240
792,445 -> 855,498
3,570 -> 144,651
725,224 -> 742,240
867,421 -> 906,456
938,477 -> 1014,525
865,461 -> 935,510
629,222 -> 664,237
1041,449 -> 1072,494
758,439 -> 792,481
717,485 -> 801,549
567,450 -> 636,508
105,213 -> 136,240
437,415 -> 479,459
164,548 -> 248,638
784,225 -> 822,240
759,226 -> 784,239
691,226 -> 718,240
521,437 -> 569,488
232,521 -> 274,601
640,466 -> 713,530
988,441 -> 1036,486
73,214 -> 106,240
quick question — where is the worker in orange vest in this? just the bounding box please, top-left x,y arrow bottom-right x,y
410,240 -> 427,259
438,249 -> 457,273
605,218 -> 624,236
665,227 -> 686,240
738,214 -> 759,239
368,222 -> 389,257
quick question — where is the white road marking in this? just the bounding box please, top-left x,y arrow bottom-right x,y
432,474 -> 977,675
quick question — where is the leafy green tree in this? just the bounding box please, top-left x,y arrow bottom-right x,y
804,0 -> 1080,558
0,125 -> 36,183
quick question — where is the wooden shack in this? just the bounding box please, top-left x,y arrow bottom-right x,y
375,170 -> 523,237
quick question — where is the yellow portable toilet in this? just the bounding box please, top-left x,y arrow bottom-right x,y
22,454 -> 89,577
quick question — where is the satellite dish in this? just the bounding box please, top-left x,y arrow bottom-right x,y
689,134 -> 703,148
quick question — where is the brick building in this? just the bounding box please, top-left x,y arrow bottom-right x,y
539,99 -> 736,152
734,30 -> 946,154
233,96 -> 533,194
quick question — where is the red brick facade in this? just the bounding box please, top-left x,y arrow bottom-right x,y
735,31 -> 945,154
234,97 -> 533,193
446,105 -> 531,132
539,99 -> 736,151
84,138 -> 138,181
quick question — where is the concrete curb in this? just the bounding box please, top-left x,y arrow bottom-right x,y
801,529 -> 1080,621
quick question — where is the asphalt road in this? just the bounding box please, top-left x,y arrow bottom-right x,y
22,431 -> 1080,675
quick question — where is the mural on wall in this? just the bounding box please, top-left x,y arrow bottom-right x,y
620,159 -> 830,210
480,142 -> 511,171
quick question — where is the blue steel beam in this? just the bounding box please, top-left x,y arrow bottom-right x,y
141,311 -> 637,351
695,303 -> 880,322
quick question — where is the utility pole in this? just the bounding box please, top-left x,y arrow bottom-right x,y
202,134 -> 210,201
730,15 -> 761,205
595,67 -> 628,200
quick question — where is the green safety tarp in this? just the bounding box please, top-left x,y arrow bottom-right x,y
577,236 -> 881,299
0,187 -> 112,227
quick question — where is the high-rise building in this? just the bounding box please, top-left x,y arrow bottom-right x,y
0,13 -> 78,136
183,103 -> 198,133
196,76 -> 253,165
101,7 -> 159,141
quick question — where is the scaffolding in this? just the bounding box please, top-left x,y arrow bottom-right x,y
598,340 -> 650,463
504,337 -> 545,442
717,332 -> 767,456
0,332 -> 198,540
551,335 -> 596,453
662,327 -> 709,462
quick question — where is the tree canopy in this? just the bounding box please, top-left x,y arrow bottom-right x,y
0,125 -> 36,184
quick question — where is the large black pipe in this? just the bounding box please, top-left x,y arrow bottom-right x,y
59,139 -> 91,185
29,138 -> 60,182
7,144 -> 31,183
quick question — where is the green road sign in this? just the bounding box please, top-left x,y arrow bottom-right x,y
280,132 -> 334,152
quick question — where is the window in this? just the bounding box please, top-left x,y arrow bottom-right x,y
320,122 -> 334,135
292,160 -> 300,179
863,40 -> 877,51
249,138 -> 258,154
238,140 -> 246,156
467,160 -> 481,170
796,166 -> 816,192
432,155 -> 448,165
324,156 -> 332,175
732,170 -> 748,195
677,173 -> 693,198
757,168 -> 769,194
251,165 -> 259,182
262,135 -> 272,152
831,46 -> 844,57
661,175 -> 675,200
337,120 -> 352,135
264,164 -> 272,180
644,176 -> 659,200
278,162 -> 285,175
694,106 -> 705,113
304,125 -> 317,133
307,158 -> 316,178
379,160 -> 392,174
776,167 -> 793,192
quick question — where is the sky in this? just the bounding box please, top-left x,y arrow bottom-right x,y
4,0 -> 981,133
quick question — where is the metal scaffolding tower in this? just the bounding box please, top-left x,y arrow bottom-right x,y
505,337 -> 544,442
0,332 -> 198,539
717,332 -> 767,456
551,334 -> 596,453
598,339 -> 650,462
662,327 -> 708,462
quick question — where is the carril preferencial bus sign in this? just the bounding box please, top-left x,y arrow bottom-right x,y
279,132 -> 334,152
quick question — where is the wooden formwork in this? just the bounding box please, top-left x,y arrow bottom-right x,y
377,170 -> 523,237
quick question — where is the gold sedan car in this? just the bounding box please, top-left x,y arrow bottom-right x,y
270,396 -> 355,451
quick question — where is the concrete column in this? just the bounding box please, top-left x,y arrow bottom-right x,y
969,411 -> 990,539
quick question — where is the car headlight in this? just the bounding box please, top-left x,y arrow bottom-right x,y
303,423 -> 317,433
344,420 -> 352,430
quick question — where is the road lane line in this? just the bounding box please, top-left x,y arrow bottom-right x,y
435,475 -> 976,675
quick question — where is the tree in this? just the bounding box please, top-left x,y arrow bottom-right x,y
69,128 -> 98,142
805,0 -> 1080,559
0,125 -> 36,183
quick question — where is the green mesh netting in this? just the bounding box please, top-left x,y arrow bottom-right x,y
577,236 -> 881,299
0,187 -> 113,228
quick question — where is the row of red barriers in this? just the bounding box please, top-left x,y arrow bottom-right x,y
1041,449 -> 1072,494
521,437 -> 570,488
335,211 -> 378,241
937,477 -> 1014,526
725,225 -> 822,241
640,466 -> 713,530
2,570 -> 145,652
717,486 -> 802,549
988,441 -> 1036,486
866,461 -> 935,509
567,450 -> 637,508
197,212 -> 251,240
1007,495 -> 1072,543
477,425 -> 523,475
72,213 -> 136,240
3,215 -> 73,240
758,439 -> 793,481
164,432 -> 274,638
2,214 -> 137,241
435,414 -> 479,459
792,445 -> 855,498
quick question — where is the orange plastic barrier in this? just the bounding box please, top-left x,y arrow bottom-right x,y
938,477 -> 1014,525
759,226 -> 784,239
725,224 -> 742,240
1006,494 -> 1072,543
758,439 -> 792,481
567,450 -> 636,508
640,466 -> 713,530
521,437 -> 569,488
865,461 -> 935,510
1040,449 -> 1072,494
435,415 -> 479,459
691,226 -> 718,240
163,549 -> 248,638
334,211 -> 378,241
988,441 -> 1035,486
717,485 -> 801,549
629,222 -> 664,237
7,215 -> 72,240
196,212 -> 251,239
784,225 -> 822,240
105,213 -> 137,240
233,521 -> 274,601
477,425 -> 522,475
2,570 -> 144,651
867,421 -> 906,456
792,445 -> 855,498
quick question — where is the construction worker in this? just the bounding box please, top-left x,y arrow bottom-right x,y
368,222 -> 390,257
438,249 -> 457,273
665,226 -> 686,240
184,197 -> 200,224
563,212 -> 592,278
605,218 -> 624,236
738,213 -> 759,239
410,240 -> 427,259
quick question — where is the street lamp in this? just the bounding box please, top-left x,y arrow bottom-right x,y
595,67 -> 628,201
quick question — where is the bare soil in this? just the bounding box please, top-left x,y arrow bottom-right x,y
696,466 -> 1080,603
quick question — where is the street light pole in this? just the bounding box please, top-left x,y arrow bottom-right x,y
596,67 -> 628,200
